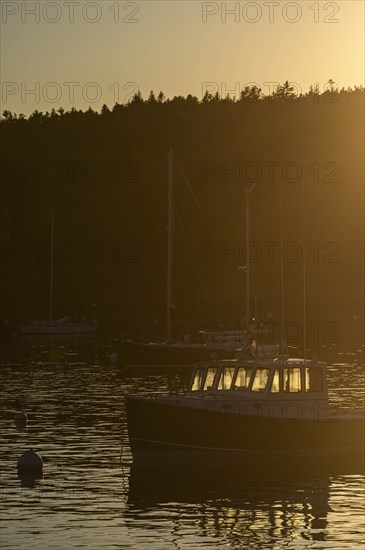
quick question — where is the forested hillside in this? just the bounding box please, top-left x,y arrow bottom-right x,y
1,84 -> 364,347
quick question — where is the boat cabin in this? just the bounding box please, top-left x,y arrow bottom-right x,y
199,329 -> 280,358
199,330 -> 246,348
189,359 -> 328,401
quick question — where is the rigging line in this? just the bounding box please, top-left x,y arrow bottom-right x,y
174,207 -> 228,318
174,207 -> 205,293
174,154 -> 207,225
252,265 -> 273,320
249,226 -> 275,319
174,153 -> 240,319
174,207 -> 202,308
248,199 -> 277,327
247,204 -> 272,321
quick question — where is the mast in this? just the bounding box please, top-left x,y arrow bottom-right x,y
166,149 -> 174,342
245,183 -> 256,324
49,208 -> 55,321
279,182 -> 285,350
302,181 -> 307,362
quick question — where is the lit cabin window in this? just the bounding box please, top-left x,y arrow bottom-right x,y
251,368 -> 270,392
270,368 -> 280,393
191,368 -> 204,392
203,367 -> 219,391
305,367 -> 323,392
234,367 -> 253,391
283,368 -> 302,392
217,367 -> 235,390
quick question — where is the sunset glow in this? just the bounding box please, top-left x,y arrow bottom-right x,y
1,1 -> 364,114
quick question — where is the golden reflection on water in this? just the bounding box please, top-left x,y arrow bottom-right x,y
0,350 -> 364,549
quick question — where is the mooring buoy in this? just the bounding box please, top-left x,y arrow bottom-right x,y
17,449 -> 43,475
14,411 -> 28,427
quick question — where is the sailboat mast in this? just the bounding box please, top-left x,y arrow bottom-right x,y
302,181 -> 307,362
49,208 -> 55,321
280,182 -> 285,346
245,183 -> 256,325
166,149 -> 174,342
245,190 -> 250,324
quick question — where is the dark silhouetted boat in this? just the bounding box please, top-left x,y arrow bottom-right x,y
18,316 -> 98,336
125,164 -> 364,456
125,357 -> 364,455
114,150 -> 256,365
18,209 -> 98,336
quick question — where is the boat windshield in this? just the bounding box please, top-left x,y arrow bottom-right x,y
191,364 -> 325,395
283,367 -> 302,392
305,366 -> 323,392
234,366 -> 253,391
217,367 -> 235,390
251,368 -> 270,392
191,367 -> 205,392
203,367 -> 219,390
270,368 -> 280,393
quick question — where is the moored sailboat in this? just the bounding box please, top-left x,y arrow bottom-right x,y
115,150 -> 250,365
18,210 -> 98,336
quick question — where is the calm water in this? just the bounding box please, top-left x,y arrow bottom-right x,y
1,340 -> 364,549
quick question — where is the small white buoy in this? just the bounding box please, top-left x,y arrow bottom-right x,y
111,352 -> 119,364
14,411 -> 28,427
17,449 -> 43,475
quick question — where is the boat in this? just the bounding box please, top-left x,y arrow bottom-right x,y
18,316 -> 97,336
124,181 -> 364,455
114,325 -> 265,366
114,321 -> 284,368
115,339 -> 237,366
17,209 -> 98,336
125,357 -> 365,455
115,324 -> 280,366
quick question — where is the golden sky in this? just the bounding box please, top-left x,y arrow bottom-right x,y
1,0 -> 364,114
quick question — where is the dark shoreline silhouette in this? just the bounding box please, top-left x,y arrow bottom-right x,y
1,83 -> 364,347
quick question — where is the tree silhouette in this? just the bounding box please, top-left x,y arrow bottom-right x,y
1,83 -> 363,345
157,91 -> 166,103
148,91 -> 157,103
